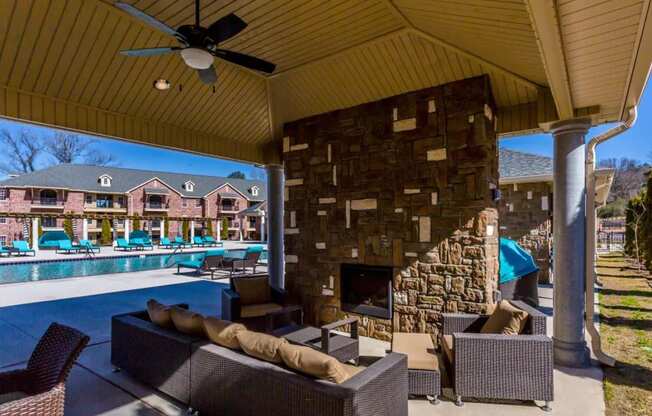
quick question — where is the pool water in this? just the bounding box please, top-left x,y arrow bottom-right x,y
0,253 -> 206,285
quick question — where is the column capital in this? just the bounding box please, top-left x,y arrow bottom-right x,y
264,163 -> 284,172
549,118 -> 591,135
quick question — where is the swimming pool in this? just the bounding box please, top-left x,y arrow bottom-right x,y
0,253 -> 206,284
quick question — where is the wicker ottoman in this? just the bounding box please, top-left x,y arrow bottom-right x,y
392,332 -> 441,404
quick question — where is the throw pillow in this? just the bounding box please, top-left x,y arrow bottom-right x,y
146,299 -> 172,328
170,306 -> 205,336
203,317 -> 246,349
480,300 -> 529,335
278,343 -> 352,384
236,330 -> 287,363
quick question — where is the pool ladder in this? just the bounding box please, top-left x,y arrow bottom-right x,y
164,246 -> 183,268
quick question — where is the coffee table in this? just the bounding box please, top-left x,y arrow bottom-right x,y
283,317 -> 359,364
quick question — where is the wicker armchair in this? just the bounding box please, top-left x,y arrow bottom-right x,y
441,300 -> 553,411
0,323 -> 90,416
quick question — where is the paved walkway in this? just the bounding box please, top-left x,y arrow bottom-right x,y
0,271 -> 606,415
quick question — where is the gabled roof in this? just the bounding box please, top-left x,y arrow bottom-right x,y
0,164 -> 266,201
499,149 -> 553,181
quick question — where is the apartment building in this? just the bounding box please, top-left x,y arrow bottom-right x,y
0,164 -> 266,245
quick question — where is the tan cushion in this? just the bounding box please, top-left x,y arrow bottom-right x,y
278,343 -> 353,384
203,317 -> 246,349
240,303 -> 284,318
146,299 -> 173,328
480,300 -> 529,335
442,335 -> 454,365
392,332 -> 438,371
170,307 -> 205,336
233,277 -> 271,305
236,330 -> 288,363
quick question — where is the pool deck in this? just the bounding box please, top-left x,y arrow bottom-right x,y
0,272 -> 605,416
0,241 -> 264,264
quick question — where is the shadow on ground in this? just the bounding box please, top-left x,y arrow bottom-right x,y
0,280 -> 226,367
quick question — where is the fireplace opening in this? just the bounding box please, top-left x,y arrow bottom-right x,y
340,263 -> 393,319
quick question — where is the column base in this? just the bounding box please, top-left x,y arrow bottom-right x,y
553,337 -> 591,368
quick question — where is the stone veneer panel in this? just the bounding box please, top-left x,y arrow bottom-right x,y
498,182 -> 552,283
282,75 -> 499,344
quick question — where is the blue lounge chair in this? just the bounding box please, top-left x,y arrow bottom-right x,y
12,240 -> 35,256
202,236 -> 223,247
130,238 -> 154,250
220,245 -> 264,277
78,239 -> 100,253
56,240 -> 79,254
177,249 -> 225,279
0,246 -> 12,257
159,237 -> 180,249
115,238 -> 139,251
174,236 -> 190,248
193,236 -> 207,247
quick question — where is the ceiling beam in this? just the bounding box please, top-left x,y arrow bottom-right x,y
524,0 -> 574,120
381,0 -> 543,91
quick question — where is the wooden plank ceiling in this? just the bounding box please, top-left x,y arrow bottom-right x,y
0,0 -> 649,163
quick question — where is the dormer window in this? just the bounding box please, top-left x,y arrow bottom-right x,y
99,174 -> 112,187
251,186 -> 259,197
184,181 -> 195,192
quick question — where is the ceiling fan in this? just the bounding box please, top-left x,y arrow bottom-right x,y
115,0 -> 276,85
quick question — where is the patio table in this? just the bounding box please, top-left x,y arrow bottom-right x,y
282,318 -> 359,364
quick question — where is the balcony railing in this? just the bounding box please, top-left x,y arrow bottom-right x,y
31,198 -> 64,208
144,202 -> 169,211
218,204 -> 240,213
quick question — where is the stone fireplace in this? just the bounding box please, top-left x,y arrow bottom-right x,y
340,263 -> 393,320
282,75 -> 499,344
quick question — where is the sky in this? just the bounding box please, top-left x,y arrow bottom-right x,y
501,81 -> 652,162
0,82 -> 650,177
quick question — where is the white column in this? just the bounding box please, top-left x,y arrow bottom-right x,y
160,219 -> 165,239
217,218 -> 222,242
190,220 -> 195,241
32,217 -> 39,252
124,220 -> 130,242
266,164 -> 285,289
260,211 -> 266,242
82,219 -> 89,240
239,217 -> 244,241
551,118 -> 591,368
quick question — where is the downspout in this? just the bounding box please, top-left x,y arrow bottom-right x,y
585,106 -> 637,367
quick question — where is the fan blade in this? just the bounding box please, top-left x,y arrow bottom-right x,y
197,65 -> 217,85
214,49 -> 276,73
115,2 -> 185,41
208,13 -> 247,43
120,47 -> 178,57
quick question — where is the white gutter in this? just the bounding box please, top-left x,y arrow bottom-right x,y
585,106 -> 637,367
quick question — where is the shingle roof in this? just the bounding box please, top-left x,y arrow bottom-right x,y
0,164 -> 266,200
499,148 -> 553,179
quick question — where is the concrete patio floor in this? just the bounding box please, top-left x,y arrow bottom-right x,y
0,271 -> 605,415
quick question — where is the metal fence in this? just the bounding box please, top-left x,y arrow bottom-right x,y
597,217 -> 625,252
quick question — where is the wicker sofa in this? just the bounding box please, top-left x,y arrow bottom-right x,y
111,307 -> 408,416
441,300 -> 553,411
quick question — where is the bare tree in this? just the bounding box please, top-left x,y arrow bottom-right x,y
0,129 -> 42,174
626,199 -> 646,271
599,157 -> 647,201
45,132 -> 117,166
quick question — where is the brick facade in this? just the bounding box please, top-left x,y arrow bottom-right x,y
498,181 -> 552,282
0,177 -> 265,245
283,76 -> 499,344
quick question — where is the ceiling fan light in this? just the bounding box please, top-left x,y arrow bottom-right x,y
153,79 -> 171,90
180,48 -> 213,69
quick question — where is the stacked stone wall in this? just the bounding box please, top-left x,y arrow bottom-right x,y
282,76 -> 499,343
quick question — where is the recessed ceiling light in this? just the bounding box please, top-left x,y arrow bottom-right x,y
153,79 -> 171,90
